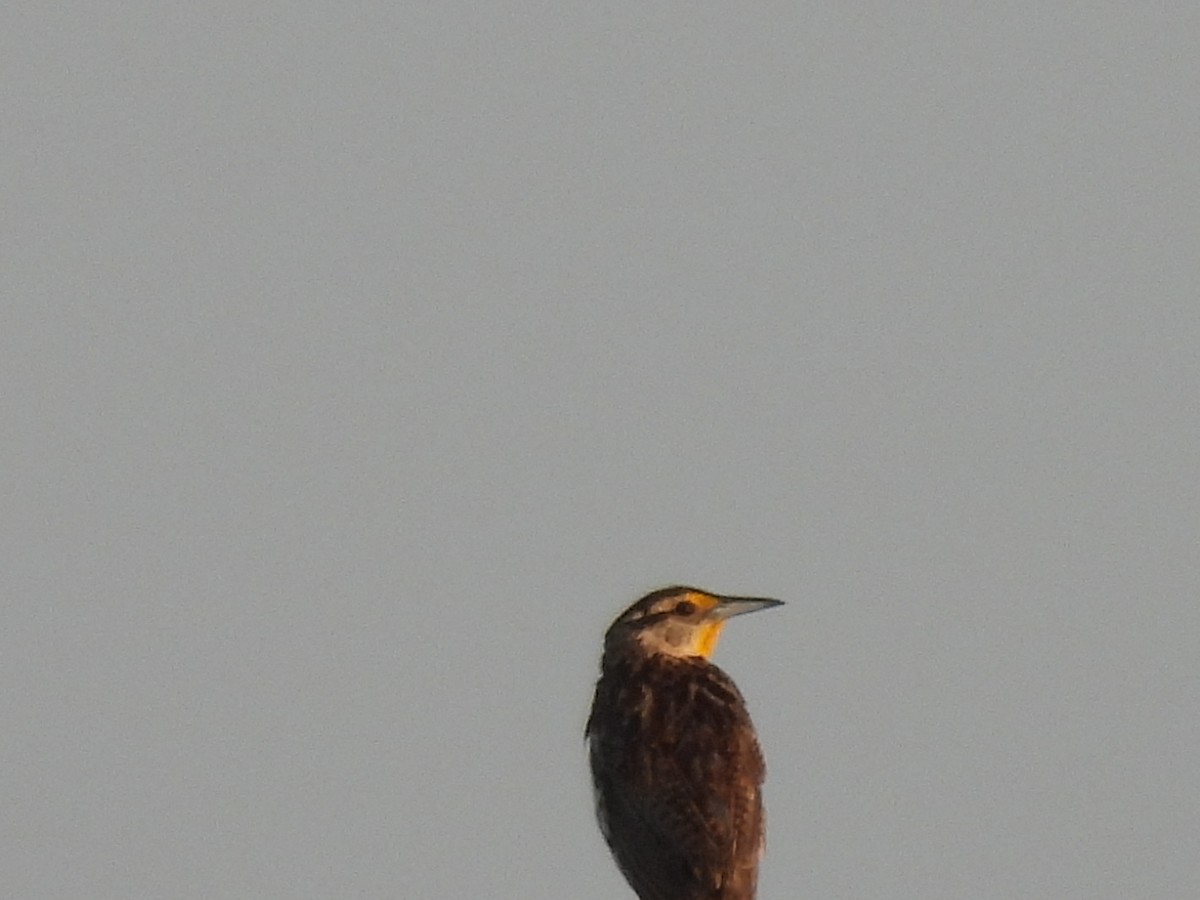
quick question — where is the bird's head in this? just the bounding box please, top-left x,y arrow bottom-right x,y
605,586 -> 783,661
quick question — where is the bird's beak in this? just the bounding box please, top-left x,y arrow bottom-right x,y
709,595 -> 784,620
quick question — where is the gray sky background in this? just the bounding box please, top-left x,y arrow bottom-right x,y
5,4 -> 1199,898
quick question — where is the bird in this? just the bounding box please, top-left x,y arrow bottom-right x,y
586,586 -> 783,900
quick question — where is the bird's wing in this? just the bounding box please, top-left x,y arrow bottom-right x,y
594,752 -> 712,900
594,721 -> 764,899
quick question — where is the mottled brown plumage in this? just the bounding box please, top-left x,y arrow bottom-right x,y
586,587 -> 782,900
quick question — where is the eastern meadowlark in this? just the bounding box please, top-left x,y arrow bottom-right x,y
586,586 -> 783,900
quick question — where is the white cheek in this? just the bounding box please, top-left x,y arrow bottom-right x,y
634,623 -> 699,658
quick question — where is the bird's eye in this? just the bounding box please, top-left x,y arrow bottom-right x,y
674,600 -> 696,616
